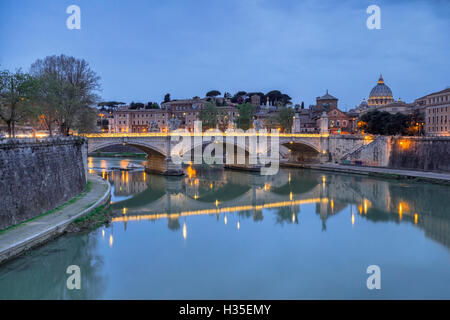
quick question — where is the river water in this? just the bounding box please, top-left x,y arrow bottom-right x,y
0,157 -> 449,299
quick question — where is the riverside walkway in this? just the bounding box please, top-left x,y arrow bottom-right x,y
0,174 -> 111,265
283,162 -> 450,184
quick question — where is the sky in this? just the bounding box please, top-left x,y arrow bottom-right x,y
0,0 -> 449,110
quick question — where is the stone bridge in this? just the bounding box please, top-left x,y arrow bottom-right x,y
83,132 -> 373,175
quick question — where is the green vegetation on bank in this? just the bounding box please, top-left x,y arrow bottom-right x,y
71,204 -> 112,232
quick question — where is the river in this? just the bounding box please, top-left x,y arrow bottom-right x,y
0,157 -> 449,299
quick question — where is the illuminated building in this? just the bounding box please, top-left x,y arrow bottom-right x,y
420,88 -> 450,136
367,75 -> 395,107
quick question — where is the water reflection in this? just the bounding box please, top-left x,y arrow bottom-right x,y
88,157 -> 450,250
0,232 -> 106,299
0,157 -> 448,299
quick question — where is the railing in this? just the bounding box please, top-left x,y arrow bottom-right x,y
80,132 -> 330,138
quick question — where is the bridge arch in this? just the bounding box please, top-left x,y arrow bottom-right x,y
280,141 -> 322,163
88,140 -> 167,157
177,140 -> 252,163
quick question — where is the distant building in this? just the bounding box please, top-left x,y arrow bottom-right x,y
161,98 -> 206,131
250,94 -> 261,106
114,106 -> 169,133
351,75 -> 416,116
327,108 -> 353,134
293,108 -> 318,133
306,90 -> 357,133
310,90 -> 338,119
367,75 -> 395,107
420,88 -> 450,136
377,98 -> 413,114
112,97 -> 239,133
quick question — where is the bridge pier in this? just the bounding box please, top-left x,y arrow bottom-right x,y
145,154 -> 183,176
223,153 -> 264,172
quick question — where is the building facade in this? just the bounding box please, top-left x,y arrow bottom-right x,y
111,98 -> 239,133
310,90 -> 338,119
423,88 -> 450,136
327,108 -> 354,134
114,107 -> 169,133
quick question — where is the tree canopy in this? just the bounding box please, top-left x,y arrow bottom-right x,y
30,54 -> 101,136
0,69 -> 40,137
359,110 -> 413,135
236,102 -> 255,130
198,101 -> 218,130
164,93 -> 171,103
278,107 -> 295,133
206,90 -> 221,97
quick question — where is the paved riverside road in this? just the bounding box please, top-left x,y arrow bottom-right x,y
0,174 -> 110,265
283,162 -> 450,183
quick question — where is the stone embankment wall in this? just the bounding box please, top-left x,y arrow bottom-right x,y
389,137 -> 450,172
341,136 -> 391,167
341,136 -> 450,172
0,137 -> 88,229
327,135 -> 370,163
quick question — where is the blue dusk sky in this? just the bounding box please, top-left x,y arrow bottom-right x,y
0,0 -> 449,110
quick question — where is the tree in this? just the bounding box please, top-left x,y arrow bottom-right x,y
231,91 -> 247,103
278,107 -> 295,133
247,92 -> 266,104
130,102 -> 144,109
281,94 -> 292,106
236,102 -> 255,130
74,106 -> 98,133
206,90 -> 221,98
409,109 -> 425,136
98,101 -> 125,112
359,110 -> 411,135
264,113 -> 280,131
266,90 -> 282,105
145,102 -> 160,109
30,73 -> 61,136
30,54 -> 101,136
223,92 -> 231,99
198,101 -> 218,130
266,90 -> 291,107
0,69 -> 39,137
164,93 -> 171,103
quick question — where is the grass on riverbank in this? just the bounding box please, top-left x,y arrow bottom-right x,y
69,204 -> 112,232
0,181 -> 92,234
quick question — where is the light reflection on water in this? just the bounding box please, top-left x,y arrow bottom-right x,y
0,157 -> 449,299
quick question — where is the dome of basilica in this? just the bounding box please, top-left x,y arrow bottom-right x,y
368,75 -> 394,106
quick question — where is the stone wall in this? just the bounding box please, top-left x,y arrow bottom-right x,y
389,136 -> 450,172
0,137 -> 88,229
340,136 -> 450,172
327,135 -> 369,163
341,136 -> 391,167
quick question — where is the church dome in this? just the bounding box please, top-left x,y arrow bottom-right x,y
358,98 -> 369,110
368,75 -> 394,106
359,98 -> 368,107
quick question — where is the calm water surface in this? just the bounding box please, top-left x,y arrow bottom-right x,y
0,157 -> 449,299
